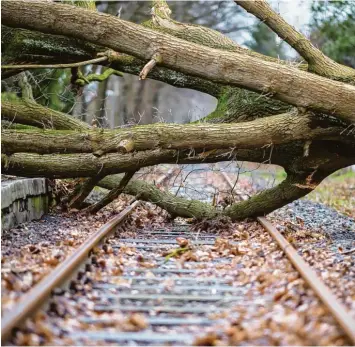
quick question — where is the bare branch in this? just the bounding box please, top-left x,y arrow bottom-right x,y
84,171 -> 136,214
235,0 -> 355,81
1,56 -> 108,70
139,53 -> 162,80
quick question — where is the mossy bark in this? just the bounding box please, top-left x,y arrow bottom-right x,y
2,1 -> 355,123
1,0 -> 355,220
99,174 -> 218,219
2,113 -> 351,156
1,98 -> 90,130
224,172 -> 326,219
97,164 -> 346,222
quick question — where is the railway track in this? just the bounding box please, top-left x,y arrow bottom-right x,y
2,175 -> 355,346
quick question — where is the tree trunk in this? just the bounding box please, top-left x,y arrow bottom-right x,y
2,113 -> 350,156
2,0 -> 355,122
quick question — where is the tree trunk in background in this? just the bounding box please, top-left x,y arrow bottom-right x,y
104,74 -> 121,128
97,75 -> 109,128
134,80 -> 163,124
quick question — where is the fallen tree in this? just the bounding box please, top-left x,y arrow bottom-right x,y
1,0 -> 355,220
2,0 -> 355,122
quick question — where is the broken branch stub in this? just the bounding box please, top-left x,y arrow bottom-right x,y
139,53 -> 162,80
118,139 -> 135,154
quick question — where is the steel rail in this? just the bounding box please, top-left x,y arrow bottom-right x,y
258,216 -> 355,344
221,171 -> 355,344
1,200 -> 140,343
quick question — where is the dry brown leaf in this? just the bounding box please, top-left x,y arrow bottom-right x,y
44,257 -> 60,266
194,332 -> 224,346
176,237 -> 189,247
126,313 -> 148,330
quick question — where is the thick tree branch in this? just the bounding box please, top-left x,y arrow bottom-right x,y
224,172 -> 325,219
1,25 -> 222,97
67,176 -> 104,209
235,0 -> 355,81
1,25 -> 96,67
99,174 -> 217,219
2,113 -> 352,156
0,24 -> 288,125
2,1 -> 355,123
0,149 -> 260,179
97,169 -> 333,221
1,98 -> 90,130
3,140 -> 354,180
148,0 -> 306,69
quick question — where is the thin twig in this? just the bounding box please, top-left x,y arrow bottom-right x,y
1,56 -> 108,70
342,247 -> 355,255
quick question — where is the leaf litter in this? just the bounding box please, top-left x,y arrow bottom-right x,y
2,195 -> 354,346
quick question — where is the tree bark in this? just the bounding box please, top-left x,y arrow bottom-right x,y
224,172 -> 325,219
99,174 -> 217,219
1,25 -> 222,98
3,139 -> 354,180
2,113 -> 351,156
1,0 -> 355,222
1,98 -> 90,130
96,168 -> 337,222
2,0 -> 355,123
67,176 -> 104,209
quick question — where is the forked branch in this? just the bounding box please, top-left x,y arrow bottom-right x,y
85,171 -> 136,214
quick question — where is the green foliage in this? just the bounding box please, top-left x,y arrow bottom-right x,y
1,92 -> 20,103
306,171 -> 355,217
29,69 -> 75,113
61,0 -> 96,11
246,22 -> 285,59
310,1 -> 355,67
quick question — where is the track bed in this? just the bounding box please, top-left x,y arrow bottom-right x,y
7,221 -> 352,346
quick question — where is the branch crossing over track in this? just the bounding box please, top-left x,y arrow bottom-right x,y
2,194 -> 355,345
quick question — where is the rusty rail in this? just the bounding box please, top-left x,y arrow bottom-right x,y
221,171 -> 355,344
258,216 -> 355,344
1,200 -> 140,343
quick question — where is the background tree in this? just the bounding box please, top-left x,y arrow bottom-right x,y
310,0 -> 355,68
247,22 -> 285,58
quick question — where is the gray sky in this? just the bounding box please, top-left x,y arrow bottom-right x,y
276,0 -> 312,33
270,0 -> 312,58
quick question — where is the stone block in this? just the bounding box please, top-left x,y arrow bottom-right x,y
1,178 -> 50,230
